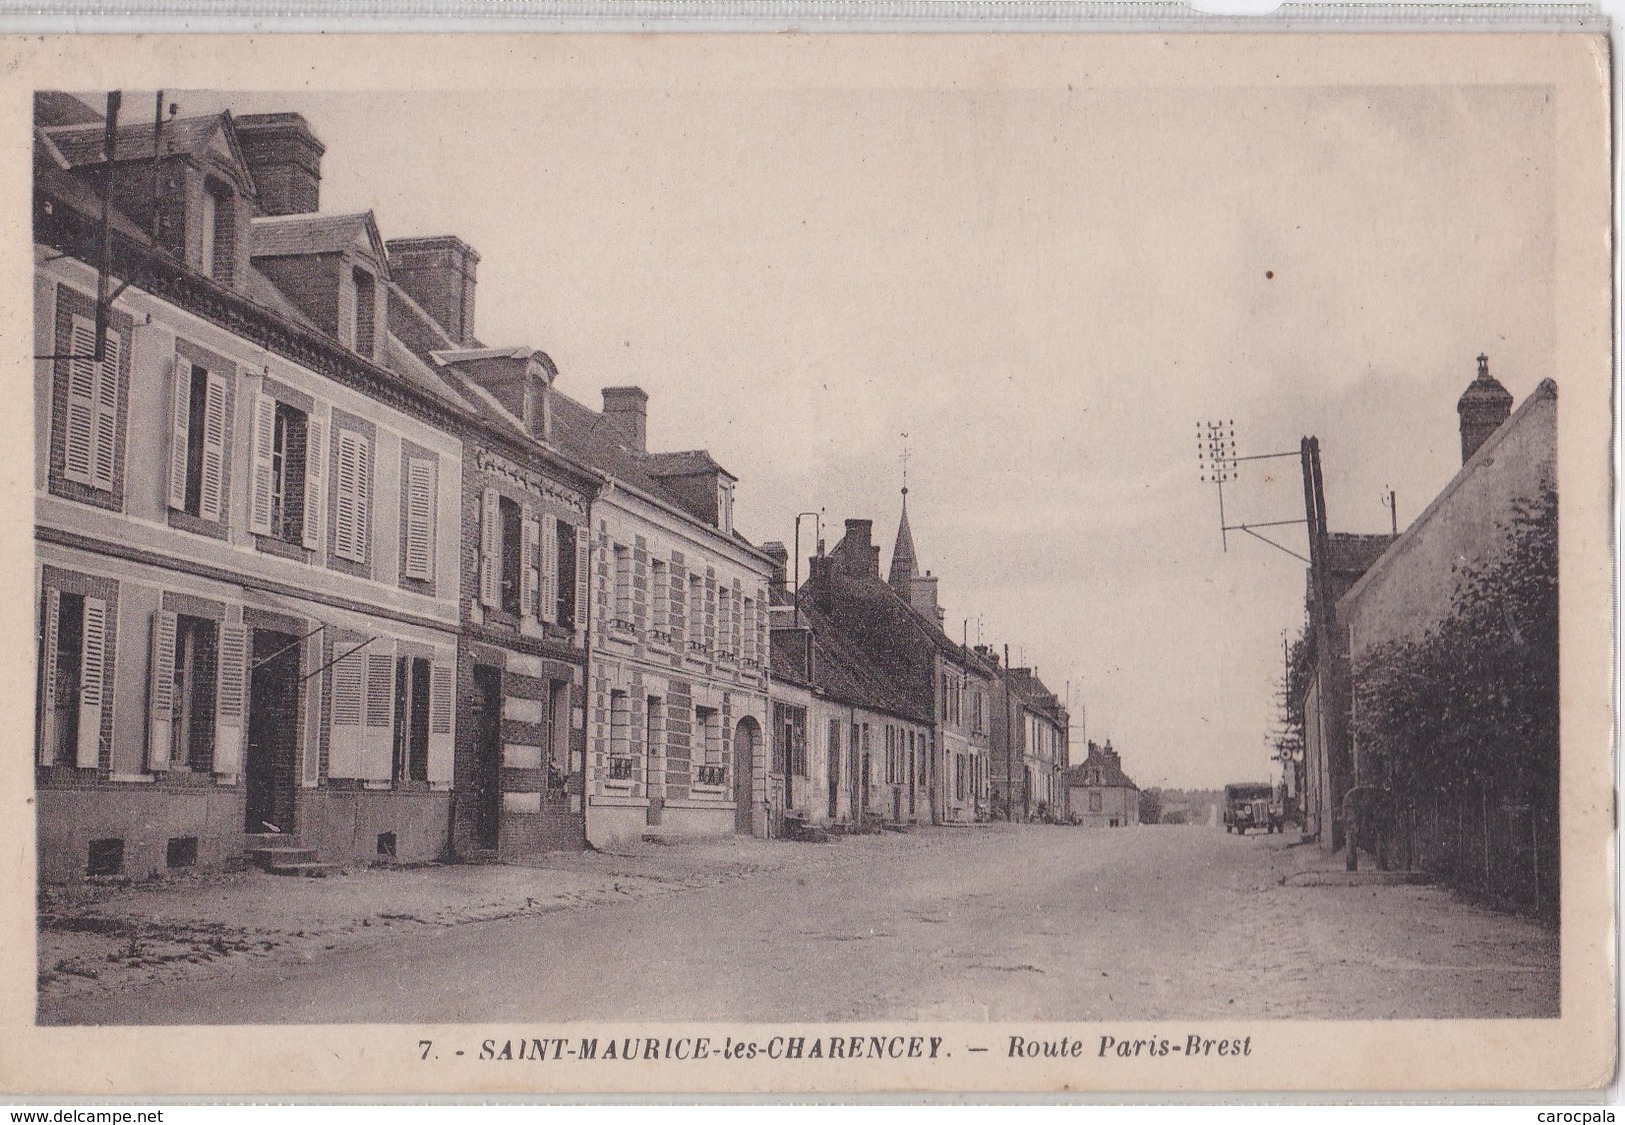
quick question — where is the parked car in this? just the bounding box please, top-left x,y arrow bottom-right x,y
1223,782 -> 1282,834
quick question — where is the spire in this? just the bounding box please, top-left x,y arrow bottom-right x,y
889,487 -> 919,590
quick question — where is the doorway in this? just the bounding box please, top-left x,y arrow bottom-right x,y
471,664 -> 504,850
245,629 -> 300,834
733,716 -> 760,834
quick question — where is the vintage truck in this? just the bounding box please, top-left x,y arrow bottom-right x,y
1223,782 -> 1283,835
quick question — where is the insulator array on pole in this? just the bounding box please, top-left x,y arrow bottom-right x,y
1195,419 -> 1238,483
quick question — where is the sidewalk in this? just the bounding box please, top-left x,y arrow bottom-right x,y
1260,831 -> 1433,887
36,826 -> 966,1007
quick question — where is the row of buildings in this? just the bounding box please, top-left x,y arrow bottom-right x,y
1292,355 -> 1558,918
31,92 -> 1125,882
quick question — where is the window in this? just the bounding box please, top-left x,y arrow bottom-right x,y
1089,791 -> 1104,813
718,482 -> 734,534
612,543 -> 632,628
650,560 -> 670,639
608,690 -> 631,767
499,496 -> 522,616
352,268 -> 376,359
773,703 -> 806,777
170,615 -> 219,771
687,575 -> 705,651
249,396 -> 311,545
200,182 -> 235,284
717,584 -> 732,657
743,597 -> 757,663
199,189 -> 216,279
695,706 -> 721,767
555,520 -> 579,629
549,681 -> 572,790
38,590 -> 106,768
392,655 -> 431,783
169,361 -> 227,522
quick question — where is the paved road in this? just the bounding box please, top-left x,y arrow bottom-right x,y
41,824 -> 1558,1025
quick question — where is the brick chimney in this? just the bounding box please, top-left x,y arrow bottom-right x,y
236,113 -> 325,217
760,541 -> 789,593
1457,353 -> 1514,465
830,518 -> 880,579
601,386 -> 649,453
386,235 -> 480,347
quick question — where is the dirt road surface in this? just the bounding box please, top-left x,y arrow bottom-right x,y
38,824 -> 1557,1025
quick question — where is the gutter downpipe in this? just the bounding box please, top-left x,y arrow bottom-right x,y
581,476 -> 613,848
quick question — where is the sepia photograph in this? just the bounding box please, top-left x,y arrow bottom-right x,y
4,31 -> 1614,1095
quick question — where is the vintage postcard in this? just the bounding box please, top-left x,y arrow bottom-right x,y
0,31 -> 1614,1096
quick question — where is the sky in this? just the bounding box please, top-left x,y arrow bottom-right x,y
157,77 -> 1555,790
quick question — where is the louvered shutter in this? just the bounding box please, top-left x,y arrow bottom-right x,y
328,642 -> 366,779
213,622 -> 247,777
301,411 -> 325,550
520,512 -> 540,619
167,358 -> 191,510
75,596 -> 107,768
478,487 -> 499,607
404,457 -> 436,581
362,646 -> 396,782
427,660 -> 454,787
62,315 -> 98,487
38,589 -> 60,767
248,392 -> 276,535
199,371 -> 228,522
333,429 -> 369,563
573,524 -> 590,645
539,513 -> 559,625
146,610 -> 178,771
90,329 -> 119,490
302,628 -> 323,786
732,587 -> 743,656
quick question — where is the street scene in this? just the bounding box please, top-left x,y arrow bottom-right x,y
39,824 -> 1556,1025
31,78 -> 1562,1028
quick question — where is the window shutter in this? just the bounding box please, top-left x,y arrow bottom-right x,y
404,457 -> 436,581
301,411 -> 325,550
167,358 -> 190,510
248,392 -> 276,535
213,622 -> 247,778
302,628 -> 323,787
199,371 -> 228,522
38,589 -> 60,767
540,513 -> 559,625
75,596 -> 107,768
146,610 -> 178,771
362,646 -> 396,782
520,512 -> 540,619
478,487 -> 499,607
90,328 -> 120,490
573,524 -> 590,645
328,642 -> 366,779
333,428 -> 369,563
62,315 -> 99,487
427,661 -> 454,787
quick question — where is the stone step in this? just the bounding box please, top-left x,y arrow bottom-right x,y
263,860 -> 343,878
244,832 -> 305,849
246,845 -> 319,867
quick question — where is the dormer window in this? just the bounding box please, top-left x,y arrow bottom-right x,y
352,267 -> 376,359
200,179 -> 235,285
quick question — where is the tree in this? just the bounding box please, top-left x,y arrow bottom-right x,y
1138,787 -> 1162,825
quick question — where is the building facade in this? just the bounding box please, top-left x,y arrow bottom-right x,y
34,103 -> 475,879
550,388 -> 774,847
985,657 -> 1070,821
1064,741 -> 1139,827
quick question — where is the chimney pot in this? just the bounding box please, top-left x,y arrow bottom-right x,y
1457,352 -> 1514,465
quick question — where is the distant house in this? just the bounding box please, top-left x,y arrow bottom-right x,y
1063,741 -> 1139,827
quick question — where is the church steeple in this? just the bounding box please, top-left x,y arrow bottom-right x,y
888,486 -> 919,592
